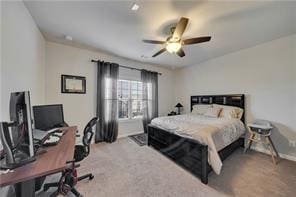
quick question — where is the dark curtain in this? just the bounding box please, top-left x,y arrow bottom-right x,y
95,61 -> 119,143
141,69 -> 158,133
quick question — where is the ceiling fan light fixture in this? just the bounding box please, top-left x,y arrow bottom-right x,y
166,42 -> 182,53
143,17 -> 211,58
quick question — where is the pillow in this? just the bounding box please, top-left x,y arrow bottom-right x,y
192,104 -> 212,115
213,104 -> 243,119
237,110 -> 244,120
204,106 -> 222,118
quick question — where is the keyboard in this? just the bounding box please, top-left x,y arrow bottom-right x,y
52,132 -> 63,138
33,128 -> 63,141
0,169 -> 14,175
42,135 -> 62,147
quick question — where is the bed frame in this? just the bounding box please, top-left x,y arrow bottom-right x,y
147,94 -> 245,184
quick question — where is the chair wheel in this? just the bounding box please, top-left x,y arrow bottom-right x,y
89,175 -> 94,180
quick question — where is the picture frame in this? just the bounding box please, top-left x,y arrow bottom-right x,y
61,75 -> 86,94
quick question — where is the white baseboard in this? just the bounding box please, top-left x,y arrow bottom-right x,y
118,131 -> 143,139
251,146 -> 296,162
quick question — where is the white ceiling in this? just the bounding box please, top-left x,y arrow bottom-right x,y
24,0 -> 296,68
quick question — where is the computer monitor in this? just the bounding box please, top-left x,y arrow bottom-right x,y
33,104 -> 65,130
0,91 -> 36,169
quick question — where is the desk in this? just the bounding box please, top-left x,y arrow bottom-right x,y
0,126 -> 77,196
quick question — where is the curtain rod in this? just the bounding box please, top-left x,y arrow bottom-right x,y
91,59 -> 162,75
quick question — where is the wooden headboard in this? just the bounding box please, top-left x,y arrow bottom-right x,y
190,94 -> 245,123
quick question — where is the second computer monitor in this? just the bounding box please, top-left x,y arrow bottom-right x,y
9,91 -> 35,157
33,104 -> 65,130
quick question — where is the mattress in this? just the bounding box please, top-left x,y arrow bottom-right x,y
151,114 -> 246,174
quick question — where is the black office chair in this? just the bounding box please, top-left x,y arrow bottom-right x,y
43,117 -> 98,197
74,117 -> 98,181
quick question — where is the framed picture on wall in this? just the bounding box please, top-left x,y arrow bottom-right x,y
61,75 -> 86,94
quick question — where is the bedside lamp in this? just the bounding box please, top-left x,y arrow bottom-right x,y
175,103 -> 183,115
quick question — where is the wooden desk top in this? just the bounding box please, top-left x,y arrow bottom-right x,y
0,126 -> 77,187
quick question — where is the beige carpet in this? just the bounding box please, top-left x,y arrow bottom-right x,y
209,148 -> 296,197
38,137 -> 296,197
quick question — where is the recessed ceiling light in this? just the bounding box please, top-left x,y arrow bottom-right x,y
131,3 -> 139,11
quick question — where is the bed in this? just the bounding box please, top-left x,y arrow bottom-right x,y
147,94 -> 245,184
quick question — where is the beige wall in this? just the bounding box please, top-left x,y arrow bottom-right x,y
174,34 -> 296,159
294,36 -> 296,123
0,1 -> 2,121
45,42 -> 175,137
1,1 -> 46,121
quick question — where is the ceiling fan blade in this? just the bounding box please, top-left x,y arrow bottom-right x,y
172,17 -> 189,40
176,48 -> 185,57
183,36 -> 211,45
143,39 -> 166,44
152,48 -> 166,57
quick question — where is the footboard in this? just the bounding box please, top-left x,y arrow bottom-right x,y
147,124 -> 209,184
148,124 -> 244,184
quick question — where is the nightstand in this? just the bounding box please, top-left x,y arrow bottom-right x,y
244,121 -> 280,164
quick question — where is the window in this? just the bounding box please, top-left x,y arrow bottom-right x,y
117,80 -> 143,119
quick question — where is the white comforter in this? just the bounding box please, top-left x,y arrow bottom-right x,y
151,114 -> 245,174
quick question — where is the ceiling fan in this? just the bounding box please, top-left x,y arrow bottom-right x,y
143,17 -> 211,58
